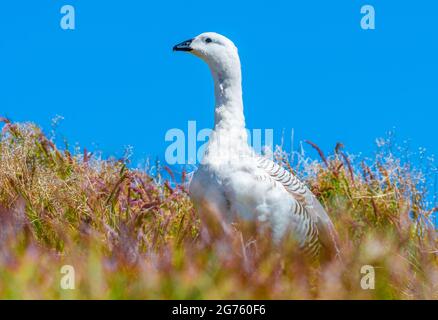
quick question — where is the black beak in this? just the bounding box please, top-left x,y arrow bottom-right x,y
173,39 -> 193,52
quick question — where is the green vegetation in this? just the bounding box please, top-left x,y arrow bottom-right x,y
0,118 -> 436,299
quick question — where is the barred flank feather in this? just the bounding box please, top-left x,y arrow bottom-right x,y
256,156 -> 339,259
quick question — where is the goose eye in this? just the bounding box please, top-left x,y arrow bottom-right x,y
205,38 -> 212,43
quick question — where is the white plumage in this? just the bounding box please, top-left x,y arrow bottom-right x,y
174,32 -> 339,258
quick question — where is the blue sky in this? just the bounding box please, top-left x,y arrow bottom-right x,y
1,1 -> 437,178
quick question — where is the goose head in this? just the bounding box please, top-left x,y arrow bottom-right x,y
173,32 -> 241,81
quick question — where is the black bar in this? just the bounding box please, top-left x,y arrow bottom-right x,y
0,300 -> 434,318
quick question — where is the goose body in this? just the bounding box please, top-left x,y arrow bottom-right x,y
173,32 -> 339,258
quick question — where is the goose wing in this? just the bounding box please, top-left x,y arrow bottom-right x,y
255,156 -> 340,258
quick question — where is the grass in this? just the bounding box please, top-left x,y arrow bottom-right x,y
0,118 -> 436,299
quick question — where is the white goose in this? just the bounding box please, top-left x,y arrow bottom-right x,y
173,32 -> 339,258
